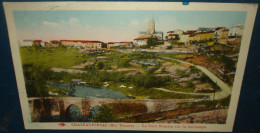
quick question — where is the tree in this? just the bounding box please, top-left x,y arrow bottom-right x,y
174,34 -> 180,40
186,80 -> 195,89
23,64 -> 49,97
167,45 -> 173,49
93,104 -> 116,122
147,37 -> 160,48
97,62 -> 105,69
165,36 -> 168,41
57,41 -> 66,48
176,69 -> 186,76
32,43 -> 41,49
161,67 -> 167,73
102,43 -> 107,48
189,66 -> 199,73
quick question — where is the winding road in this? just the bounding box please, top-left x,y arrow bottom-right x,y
157,57 -> 232,100
116,50 -> 232,100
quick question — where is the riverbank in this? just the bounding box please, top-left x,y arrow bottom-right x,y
47,82 -> 128,99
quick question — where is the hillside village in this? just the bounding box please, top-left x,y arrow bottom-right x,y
19,17 -> 243,86
19,18 -> 243,51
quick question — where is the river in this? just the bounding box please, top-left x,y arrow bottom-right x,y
47,82 -> 128,99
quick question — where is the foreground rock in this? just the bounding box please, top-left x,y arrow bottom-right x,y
155,109 -> 227,124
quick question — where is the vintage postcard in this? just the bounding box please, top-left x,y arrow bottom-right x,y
3,2 -> 258,132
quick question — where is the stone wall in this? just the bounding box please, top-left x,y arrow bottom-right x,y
28,97 -> 195,122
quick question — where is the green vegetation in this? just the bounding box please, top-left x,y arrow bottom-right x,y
207,48 -> 236,85
176,69 -> 190,77
199,73 -> 221,92
24,64 -> 50,97
20,47 -> 88,97
20,47 -> 88,68
32,43 -> 41,48
115,112 -> 133,119
141,37 -> 163,48
190,66 -> 200,73
186,80 -> 195,89
84,51 -> 158,71
94,105 -> 116,122
207,43 -> 239,85
174,34 -> 180,40
166,45 -> 173,49
165,36 -> 168,41
136,88 -> 203,99
171,41 -> 185,46
189,38 -> 214,45
156,53 -> 179,59
47,86 -> 72,97
168,34 -> 180,41
209,54 -> 235,73
20,47 -> 212,99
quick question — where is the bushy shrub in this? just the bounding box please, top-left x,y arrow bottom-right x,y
93,105 -> 116,122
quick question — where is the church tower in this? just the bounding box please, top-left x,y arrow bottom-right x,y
135,16 -> 163,43
147,17 -> 155,34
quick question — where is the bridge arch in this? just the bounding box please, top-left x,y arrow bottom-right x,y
89,105 -> 100,120
64,104 -> 82,121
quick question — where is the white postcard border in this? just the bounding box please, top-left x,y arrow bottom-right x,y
3,2 -> 258,132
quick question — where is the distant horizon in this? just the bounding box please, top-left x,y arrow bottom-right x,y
14,10 -> 246,43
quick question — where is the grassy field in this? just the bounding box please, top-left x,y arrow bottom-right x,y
20,47 -> 88,68
47,86 -> 72,97
20,47 -> 209,99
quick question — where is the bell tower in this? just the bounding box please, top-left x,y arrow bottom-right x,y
147,17 -> 155,34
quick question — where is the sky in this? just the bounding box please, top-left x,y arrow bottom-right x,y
13,10 -> 247,42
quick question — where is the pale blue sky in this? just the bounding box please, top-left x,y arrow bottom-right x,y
14,10 -> 247,42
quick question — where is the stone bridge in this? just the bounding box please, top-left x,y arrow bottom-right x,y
28,97 -> 194,122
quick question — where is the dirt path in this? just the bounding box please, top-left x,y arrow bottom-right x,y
154,88 -> 213,98
51,67 -> 87,74
71,61 -> 94,69
158,57 -> 232,100
115,68 -> 145,74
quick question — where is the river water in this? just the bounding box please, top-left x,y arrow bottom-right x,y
47,82 -> 128,99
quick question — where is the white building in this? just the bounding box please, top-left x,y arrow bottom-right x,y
166,29 -> 184,40
228,24 -> 244,38
179,33 -> 190,44
133,38 -> 149,46
18,40 -> 34,47
196,27 -> 214,33
40,41 -> 46,47
114,42 -> 121,47
173,29 -> 184,35
107,42 -> 116,49
61,40 -> 103,50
